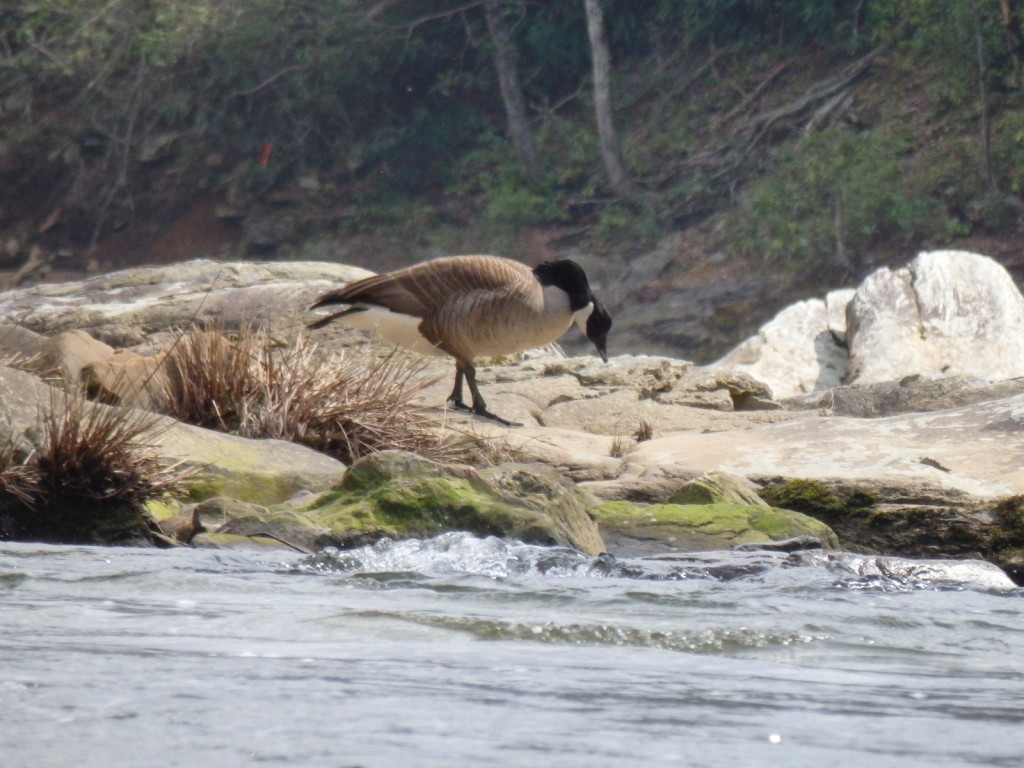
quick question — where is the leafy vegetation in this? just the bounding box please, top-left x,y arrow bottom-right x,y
3,0 -> 1024,275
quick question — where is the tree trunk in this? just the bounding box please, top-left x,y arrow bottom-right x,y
583,0 -> 641,202
999,0 -> 1024,84
484,0 -> 544,185
976,4 -> 998,195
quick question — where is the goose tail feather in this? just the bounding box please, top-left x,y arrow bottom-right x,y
307,306 -> 366,330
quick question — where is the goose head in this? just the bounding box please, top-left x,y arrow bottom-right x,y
534,259 -> 612,362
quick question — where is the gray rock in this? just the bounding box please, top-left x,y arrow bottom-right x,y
825,288 -> 856,344
611,393 -> 1024,502
716,250 -> 1024,398
804,374 -> 1024,418
0,259 -> 373,346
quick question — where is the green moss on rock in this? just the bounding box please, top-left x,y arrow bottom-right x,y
591,499 -> 838,556
184,469 -> 308,506
760,478 -> 876,522
668,471 -> 769,507
304,450 -> 605,555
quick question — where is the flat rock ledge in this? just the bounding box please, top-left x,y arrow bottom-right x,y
2,256 -> 1024,585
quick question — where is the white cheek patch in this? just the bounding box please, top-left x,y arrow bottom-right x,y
573,302 -> 595,334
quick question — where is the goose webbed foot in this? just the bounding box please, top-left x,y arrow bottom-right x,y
472,407 -> 521,428
447,398 -> 474,413
446,397 -> 521,427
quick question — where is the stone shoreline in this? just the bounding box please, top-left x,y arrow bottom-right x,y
2,251 -> 1023,586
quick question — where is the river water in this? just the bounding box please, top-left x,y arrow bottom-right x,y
2,533 -> 1023,768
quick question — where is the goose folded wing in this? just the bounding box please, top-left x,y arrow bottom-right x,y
310,273 -> 429,318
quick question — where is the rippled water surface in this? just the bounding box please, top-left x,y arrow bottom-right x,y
2,534 -> 1024,768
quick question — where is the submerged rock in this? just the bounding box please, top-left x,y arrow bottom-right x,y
790,550 -> 1017,591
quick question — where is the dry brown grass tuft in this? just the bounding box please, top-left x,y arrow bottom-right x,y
1,391 -> 193,543
163,326 -> 453,465
34,391 -> 188,507
609,433 -> 633,458
634,417 -> 655,442
0,440 -> 38,511
164,328 -> 255,431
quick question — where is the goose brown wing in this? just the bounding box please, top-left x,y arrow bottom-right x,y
394,256 -> 536,309
309,272 -> 429,318
312,256 -> 534,316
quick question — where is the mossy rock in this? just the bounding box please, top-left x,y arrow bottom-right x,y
304,450 -> 605,555
182,462 -> 334,507
759,478 -> 876,522
669,470 -> 769,507
591,500 -> 838,557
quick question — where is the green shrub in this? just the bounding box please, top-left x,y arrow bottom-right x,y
725,124 -> 971,266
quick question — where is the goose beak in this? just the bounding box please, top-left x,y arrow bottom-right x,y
584,298 -> 611,363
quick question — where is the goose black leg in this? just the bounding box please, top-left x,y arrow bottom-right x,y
463,364 -> 521,427
447,365 -> 472,412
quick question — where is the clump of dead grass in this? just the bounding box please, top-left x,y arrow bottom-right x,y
0,440 -> 37,511
609,433 -> 633,458
607,417 -> 656,458
1,391 -> 192,543
634,417 -> 655,442
162,326 -> 455,465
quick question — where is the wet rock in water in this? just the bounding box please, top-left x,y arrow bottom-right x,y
790,550 -> 1017,591
589,499 -> 838,558
733,535 -> 824,553
306,450 -> 605,555
759,478 -> 1024,578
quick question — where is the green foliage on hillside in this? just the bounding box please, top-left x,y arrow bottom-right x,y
2,0 -> 1023,273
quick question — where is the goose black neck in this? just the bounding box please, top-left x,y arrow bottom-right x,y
533,259 -> 593,311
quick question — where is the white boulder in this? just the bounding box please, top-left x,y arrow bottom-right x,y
718,250 -> 1024,397
848,250 -> 1024,384
714,297 -> 849,399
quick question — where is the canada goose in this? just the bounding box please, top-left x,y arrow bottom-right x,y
308,255 -> 612,425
